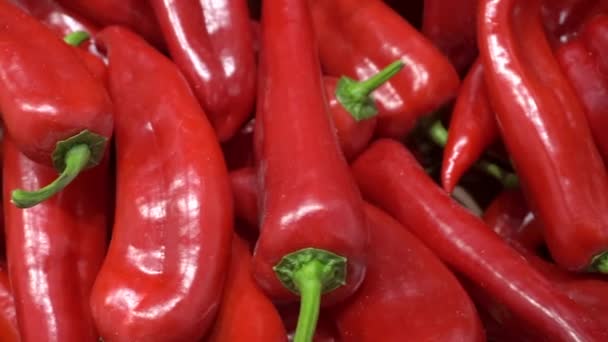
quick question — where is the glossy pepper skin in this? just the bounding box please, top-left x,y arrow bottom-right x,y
479,0 -> 608,272
351,139 -> 607,341
0,264 -> 19,342
56,0 -> 163,49
151,0 -> 256,142
335,204 -> 484,342
422,0 -> 478,73
253,0 -> 368,340
442,60 -> 498,193
309,0 -> 460,139
207,234 -> 287,342
0,1 -> 113,208
3,136 -> 109,342
90,26 -> 233,342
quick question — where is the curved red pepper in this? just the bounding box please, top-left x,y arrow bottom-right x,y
351,139 -> 607,340
151,0 -> 256,142
56,0 -> 163,49
442,60 -> 498,193
0,264 -> 19,342
309,0 -> 460,139
252,1 -> 368,340
0,2 -> 113,208
421,0 -> 478,73
335,203 -> 484,341
207,234 -> 287,342
479,0 -> 608,272
3,136 -> 109,341
90,26 -> 233,342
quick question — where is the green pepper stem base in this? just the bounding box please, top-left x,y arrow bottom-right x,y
591,252 -> 608,273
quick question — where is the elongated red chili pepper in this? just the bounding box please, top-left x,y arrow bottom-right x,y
90,26 -> 232,342
253,1 -> 368,341
207,234 -> 287,341
56,0 -> 163,49
151,0 -> 256,142
0,264 -> 19,342
479,0 -> 608,272
351,139 -> 607,340
335,203 -> 484,341
442,60 -> 498,193
309,0 -> 460,139
422,0 -> 478,73
0,2 -> 112,208
3,136 -> 109,342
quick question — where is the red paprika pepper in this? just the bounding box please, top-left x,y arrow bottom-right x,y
309,0 -> 460,139
252,1 -> 368,341
207,234 -> 287,342
151,0 -> 256,142
335,203 -> 484,342
0,1 -> 112,208
479,0 -> 608,272
422,0 -> 478,73
351,139 -> 607,340
90,26 -> 233,341
0,264 -> 19,342
3,136 -> 109,342
442,60 -> 499,193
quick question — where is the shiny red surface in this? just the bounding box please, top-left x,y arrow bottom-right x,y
252,0 -> 368,304
3,137 -> 109,341
90,26 -> 233,341
0,264 -> 19,342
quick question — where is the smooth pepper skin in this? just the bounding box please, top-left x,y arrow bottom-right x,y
3,137 -> 109,342
309,0 -> 460,139
207,234 -> 287,342
90,26 -> 233,342
0,264 -> 19,342
151,0 -> 257,142
0,1 -> 113,167
479,0 -> 608,271
335,204 -> 484,342
442,60 -> 498,193
252,0 -> 367,305
351,139 -> 607,341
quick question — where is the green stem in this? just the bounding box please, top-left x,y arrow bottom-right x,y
64,30 -> 90,47
349,60 -> 405,98
293,261 -> 324,342
428,120 -> 449,147
11,144 -> 91,208
591,252 -> 608,273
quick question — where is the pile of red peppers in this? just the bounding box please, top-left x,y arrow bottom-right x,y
2,0 -> 608,340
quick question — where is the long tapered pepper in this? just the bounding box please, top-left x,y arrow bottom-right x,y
309,0 -> 460,139
151,0 -> 256,142
90,26 -> 232,341
442,60 -> 498,193
0,2 -> 112,208
479,0 -> 608,272
335,204 -> 484,341
0,264 -> 18,342
3,136 -> 109,342
207,234 -> 287,342
252,1 -> 368,341
351,139 -> 607,340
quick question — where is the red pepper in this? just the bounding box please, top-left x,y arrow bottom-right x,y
335,203 -> 484,341
0,264 -> 19,342
323,60 -> 403,160
151,0 -> 256,142
252,1 -> 368,341
207,234 -> 287,342
0,2 -> 113,208
230,167 -> 259,228
56,0 -> 163,49
583,14 -> 608,76
309,0 -> 460,139
441,60 -> 498,193
3,136 -> 109,341
222,118 -> 256,171
421,0 -> 478,73
541,0 -> 608,45
351,139 -> 607,340
90,26 -> 233,341
479,0 -> 608,272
